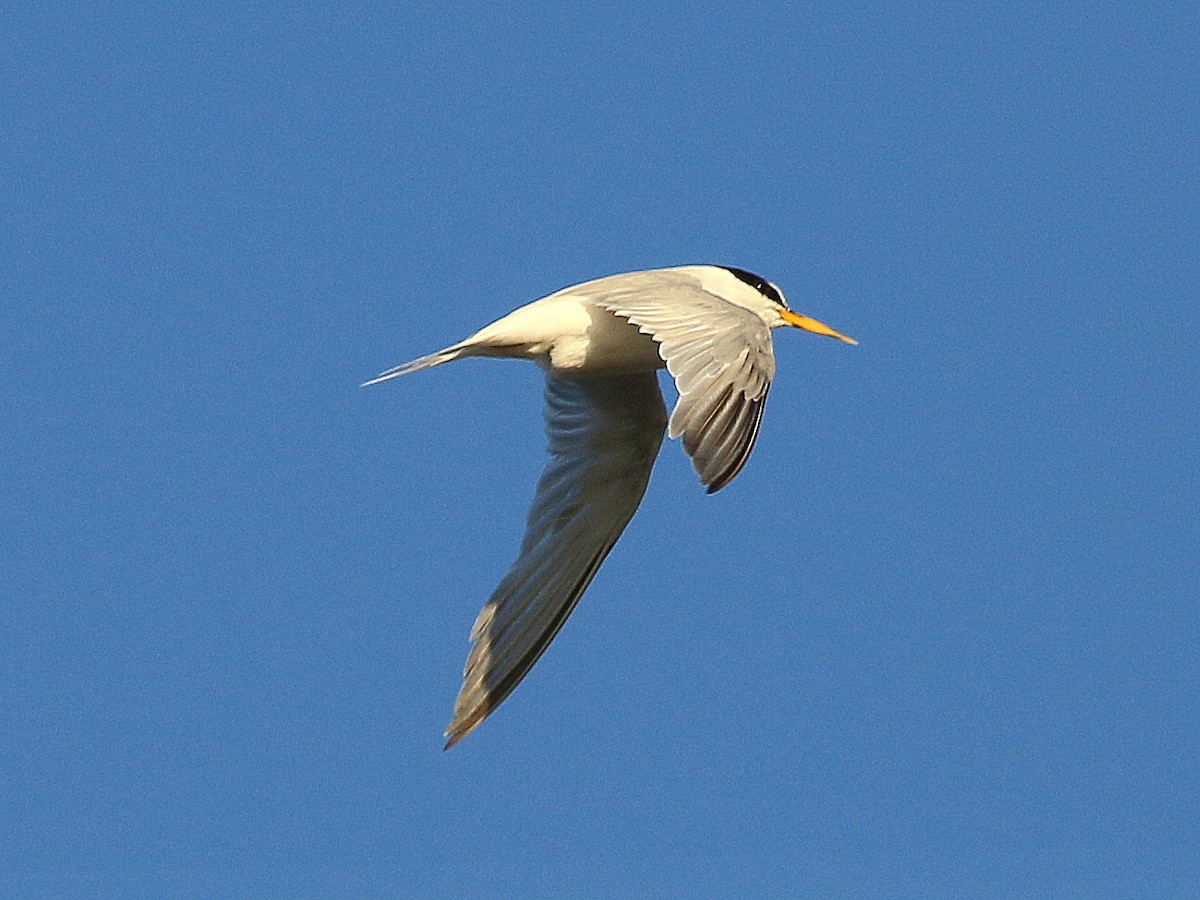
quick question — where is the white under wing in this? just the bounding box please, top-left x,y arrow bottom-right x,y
445,372 -> 667,747
583,273 -> 777,492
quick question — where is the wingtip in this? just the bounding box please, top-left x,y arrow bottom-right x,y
443,704 -> 489,750
442,720 -> 477,750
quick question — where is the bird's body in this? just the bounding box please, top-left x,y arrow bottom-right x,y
365,265 -> 855,747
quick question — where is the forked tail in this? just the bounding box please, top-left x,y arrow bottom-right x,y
361,344 -> 469,386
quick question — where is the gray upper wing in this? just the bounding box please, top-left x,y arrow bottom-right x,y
445,372 -> 667,747
583,272 -> 776,492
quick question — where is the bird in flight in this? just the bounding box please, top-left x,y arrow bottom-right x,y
364,265 -> 856,747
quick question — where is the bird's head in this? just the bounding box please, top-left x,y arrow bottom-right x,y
719,266 -> 857,345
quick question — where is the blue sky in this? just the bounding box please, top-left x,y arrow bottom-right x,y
4,2 -> 1197,896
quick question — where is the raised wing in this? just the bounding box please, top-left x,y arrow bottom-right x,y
585,273 -> 777,492
445,372 -> 667,747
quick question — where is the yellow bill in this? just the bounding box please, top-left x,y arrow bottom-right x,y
780,309 -> 858,345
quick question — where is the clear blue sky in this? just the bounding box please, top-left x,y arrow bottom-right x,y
5,3 -> 1197,897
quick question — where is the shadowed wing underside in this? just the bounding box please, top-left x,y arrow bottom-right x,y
444,372 -> 667,747
582,271 -> 777,492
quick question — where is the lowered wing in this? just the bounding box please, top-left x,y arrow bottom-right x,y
445,372 -> 667,747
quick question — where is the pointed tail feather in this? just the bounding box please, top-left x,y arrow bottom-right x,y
361,345 -> 468,386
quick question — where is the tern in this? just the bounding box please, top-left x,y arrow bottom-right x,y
365,265 -> 856,747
